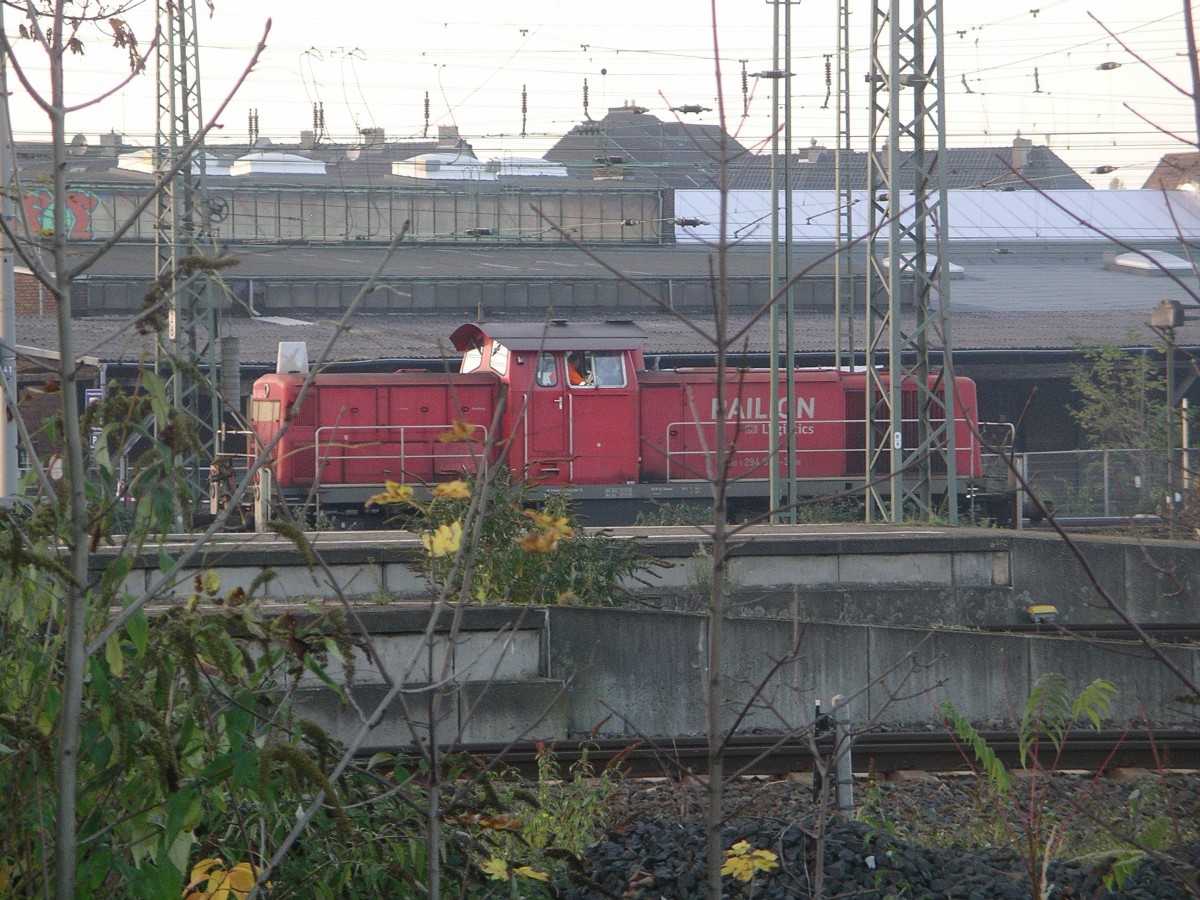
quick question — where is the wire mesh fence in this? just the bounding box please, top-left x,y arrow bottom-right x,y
982,448 -> 1190,520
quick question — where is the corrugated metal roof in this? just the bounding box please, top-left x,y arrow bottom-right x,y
674,189 -> 1200,244
16,305 -> 1200,369
725,145 -> 1089,193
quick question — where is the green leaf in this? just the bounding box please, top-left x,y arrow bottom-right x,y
1021,672 -> 1071,762
158,546 -> 174,575
105,633 -> 125,677
125,609 -> 149,657
940,700 -> 1010,793
322,635 -> 346,664
141,369 -> 171,425
366,752 -> 393,771
304,653 -> 346,697
1072,678 -> 1116,731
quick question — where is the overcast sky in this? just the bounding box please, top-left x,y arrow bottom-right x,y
6,1 -> 1197,188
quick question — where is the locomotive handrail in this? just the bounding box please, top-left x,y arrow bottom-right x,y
312,423 -> 489,485
662,415 -> 980,482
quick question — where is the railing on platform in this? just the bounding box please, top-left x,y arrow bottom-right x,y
312,423 -> 489,485
661,415 -> 981,484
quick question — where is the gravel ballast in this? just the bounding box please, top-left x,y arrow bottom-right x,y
564,772 -> 1200,898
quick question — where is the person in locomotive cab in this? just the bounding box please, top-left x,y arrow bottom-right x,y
567,351 -> 593,386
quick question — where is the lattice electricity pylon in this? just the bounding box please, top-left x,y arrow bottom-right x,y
864,0 -> 958,524
155,0 -> 222,500
833,0 -> 854,371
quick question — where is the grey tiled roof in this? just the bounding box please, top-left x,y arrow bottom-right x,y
1143,153 -> 1200,190
544,107 -> 752,190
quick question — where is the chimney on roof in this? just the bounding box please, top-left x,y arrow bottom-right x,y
69,133 -> 88,156
806,138 -> 825,163
97,131 -> 123,157
299,130 -> 316,150
1011,135 -> 1032,170
437,125 -> 461,148
360,127 -> 385,149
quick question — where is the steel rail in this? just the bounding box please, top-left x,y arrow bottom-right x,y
457,730 -> 1200,780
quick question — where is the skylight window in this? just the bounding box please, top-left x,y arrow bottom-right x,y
882,254 -> 965,279
1106,250 -> 1194,276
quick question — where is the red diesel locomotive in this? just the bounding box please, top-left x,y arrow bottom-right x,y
248,320 -> 985,522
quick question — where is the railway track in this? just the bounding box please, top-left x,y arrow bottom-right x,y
980,623 -> 1200,643
462,730 -> 1200,780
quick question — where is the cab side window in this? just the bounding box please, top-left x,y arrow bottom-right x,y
567,351 -> 592,387
536,353 -> 558,387
490,342 -> 510,375
567,351 -> 625,388
593,352 -> 625,387
461,342 -> 483,373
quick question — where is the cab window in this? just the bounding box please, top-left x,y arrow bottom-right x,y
535,354 -> 557,387
567,351 -> 592,387
593,352 -> 625,387
567,351 -> 625,388
461,342 -> 483,373
490,342 -> 510,376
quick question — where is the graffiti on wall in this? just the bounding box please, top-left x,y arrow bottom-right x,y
24,188 -> 102,240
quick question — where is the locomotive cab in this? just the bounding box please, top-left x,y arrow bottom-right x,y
450,321 -> 646,486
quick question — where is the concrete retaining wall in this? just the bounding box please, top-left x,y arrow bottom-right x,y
288,605 -> 1198,749
545,608 -> 1198,736
113,527 -> 1200,628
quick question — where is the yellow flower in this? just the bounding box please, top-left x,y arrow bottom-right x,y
518,529 -> 559,554
480,857 -> 509,881
366,480 -> 415,507
522,508 -> 575,538
421,520 -> 463,557
478,812 -> 523,831
720,841 -> 779,882
513,865 -> 550,882
432,479 -> 471,500
198,569 -> 221,595
185,858 -> 263,900
438,420 -> 477,443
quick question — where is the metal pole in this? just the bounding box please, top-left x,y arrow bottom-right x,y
1166,327 -> 1176,521
832,694 -> 854,811
783,0 -> 797,523
1103,448 -> 1110,518
0,8 -> 18,502
1016,454 -> 1025,529
1183,398 -> 1191,494
768,0 -> 782,524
